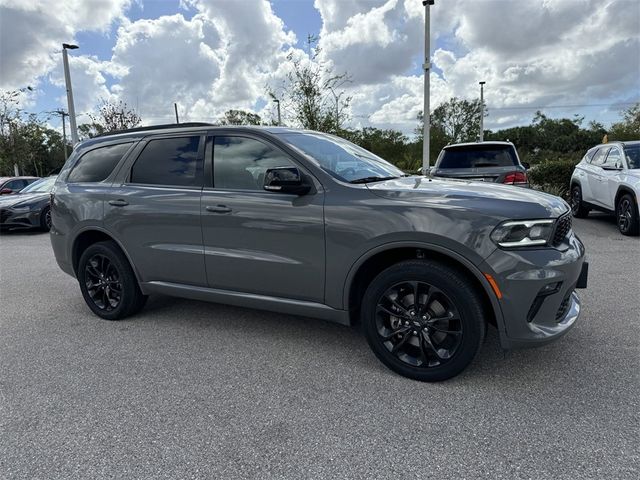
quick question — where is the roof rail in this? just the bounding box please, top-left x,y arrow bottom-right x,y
94,122 -> 216,137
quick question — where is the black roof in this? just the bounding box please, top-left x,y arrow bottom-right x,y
94,122 -> 215,137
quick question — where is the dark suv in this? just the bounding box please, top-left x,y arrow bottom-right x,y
51,124 -> 588,381
431,141 -> 529,186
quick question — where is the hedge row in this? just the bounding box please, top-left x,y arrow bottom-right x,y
528,159 -> 579,197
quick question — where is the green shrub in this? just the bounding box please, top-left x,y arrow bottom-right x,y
528,158 -> 578,197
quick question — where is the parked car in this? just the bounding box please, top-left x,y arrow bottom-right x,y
0,176 -> 56,231
0,176 -> 40,195
50,124 -> 587,381
570,141 -> 640,236
430,141 -> 529,187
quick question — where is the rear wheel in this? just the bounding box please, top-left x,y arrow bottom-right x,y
78,241 -> 147,320
570,185 -> 590,218
617,193 -> 639,236
361,260 -> 486,382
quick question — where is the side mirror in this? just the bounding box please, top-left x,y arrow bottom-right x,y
263,167 -> 311,195
602,164 -> 622,171
0,188 -> 13,195
522,162 -> 531,170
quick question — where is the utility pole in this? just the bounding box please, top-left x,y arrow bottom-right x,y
422,0 -> 434,175
479,81 -> 486,142
273,99 -> 281,126
62,43 -> 79,145
50,110 -> 69,160
174,103 -> 180,124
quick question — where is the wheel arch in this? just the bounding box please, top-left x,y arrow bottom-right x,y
71,227 -> 143,285
615,185 -> 638,208
343,242 -> 503,331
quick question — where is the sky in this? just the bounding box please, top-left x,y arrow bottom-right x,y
0,0 -> 639,136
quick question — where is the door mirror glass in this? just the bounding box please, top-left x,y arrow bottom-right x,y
263,167 -> 310,195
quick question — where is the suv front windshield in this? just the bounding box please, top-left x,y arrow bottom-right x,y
20,176 -> 57,193
279,132 -> 405,183
624,144 -> 640,169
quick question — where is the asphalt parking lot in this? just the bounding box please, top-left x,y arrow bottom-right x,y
1,213 -> 638,479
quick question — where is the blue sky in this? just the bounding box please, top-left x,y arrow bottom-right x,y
1,0 -> 638,136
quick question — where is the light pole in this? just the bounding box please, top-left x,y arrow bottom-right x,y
422,0 -> 434,175
174,103 -> 180,124
273,99 -> 281,126
479,81 -> 486,142
50,110 -> 69,160
62,43 -> 79,145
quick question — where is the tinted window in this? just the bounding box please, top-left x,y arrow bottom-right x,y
68,143 -> 132,183
5,179 -> 28,191
439,145 -> 518,169
624,144 -> 640,169
590,147 -> 609,166
131,136 -> 202,187
214,136 -> 295,190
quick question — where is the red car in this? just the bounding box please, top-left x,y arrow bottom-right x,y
0,176 -> 40,195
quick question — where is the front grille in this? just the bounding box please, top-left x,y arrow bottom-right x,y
552,212 -> 572,246
556,291 -> 573,321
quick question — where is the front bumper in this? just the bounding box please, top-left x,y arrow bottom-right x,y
0,207 -> 41,229
481,231 -> 587,349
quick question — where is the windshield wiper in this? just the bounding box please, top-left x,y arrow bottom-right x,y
349,176 -> 400,184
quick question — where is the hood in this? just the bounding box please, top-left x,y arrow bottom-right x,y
0,192 -> 49,208
366,176 -> 569,219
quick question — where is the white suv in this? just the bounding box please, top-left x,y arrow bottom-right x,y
570,141 -> 640,235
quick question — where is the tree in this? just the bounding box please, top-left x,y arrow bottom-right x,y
79,99 -> 142,139
609,103 -> 640,141
431,97 -> 483,144
269,35 -> 351,132
218,109 -> 262,126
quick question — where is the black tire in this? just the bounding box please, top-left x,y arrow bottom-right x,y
361,260 -> 486,382
570,185 -> 590,218
78,241 -> 147,320
616,193 -> 639,236
40,205 -> 52,231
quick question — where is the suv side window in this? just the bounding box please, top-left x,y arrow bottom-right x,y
68,143 -> 132,183
131,136 -> 202,187
603,148 -> 622,169
213,136 -> 295,190
590,147 -> 609,167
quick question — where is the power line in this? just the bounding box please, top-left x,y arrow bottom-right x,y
488,102 -> 637,111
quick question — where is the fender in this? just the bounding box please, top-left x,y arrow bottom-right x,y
342,240 -> 508,344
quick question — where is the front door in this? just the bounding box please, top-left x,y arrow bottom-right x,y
586,147 -> 609,207
200,134 -> 325,302
104,134 -> 207,286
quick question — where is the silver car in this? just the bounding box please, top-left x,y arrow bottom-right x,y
50,124 -> 588,381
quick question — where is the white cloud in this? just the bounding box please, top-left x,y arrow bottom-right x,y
0,0 -> 130,90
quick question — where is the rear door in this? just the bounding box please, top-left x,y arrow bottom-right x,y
200,134 -> 325,302
104,134 -> 207,287
586,147 -> 610,207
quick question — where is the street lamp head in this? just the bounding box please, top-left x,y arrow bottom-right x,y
479,81 -> 486,85
62,43 -> 79,50
422,0 -> 435,5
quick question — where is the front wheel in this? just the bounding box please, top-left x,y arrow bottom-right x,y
361,260 -> 486,382
617,193 -> 639,236
570,185 -> 590,218
78,241 -> 147,320
40,206 -> 52,231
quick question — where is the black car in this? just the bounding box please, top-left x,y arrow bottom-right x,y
431,141 -> 530,187
0,176 -> 40,195
0,176 -> 56,231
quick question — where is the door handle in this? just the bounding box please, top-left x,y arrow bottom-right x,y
206,205 -> 232,214
108,199 -> 129,207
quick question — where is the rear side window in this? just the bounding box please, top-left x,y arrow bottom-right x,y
439,145 -> 517,169
590,147 -> 609,166
68,143 -> 132,183
130,136 -> 202,187
624,144 -> 640,169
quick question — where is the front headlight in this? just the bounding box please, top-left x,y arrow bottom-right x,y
491,219 -> 554,248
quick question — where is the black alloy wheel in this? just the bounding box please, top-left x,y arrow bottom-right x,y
84,253 -> 123,312
617,193 -> 639,236
78,241 -> 147,320
362,260 -> 486,382
375,281 -> 463,368
570,185 -> 589,218
40,206 -> 52,231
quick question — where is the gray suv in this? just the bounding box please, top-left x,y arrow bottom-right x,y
51,124 -> 588,381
